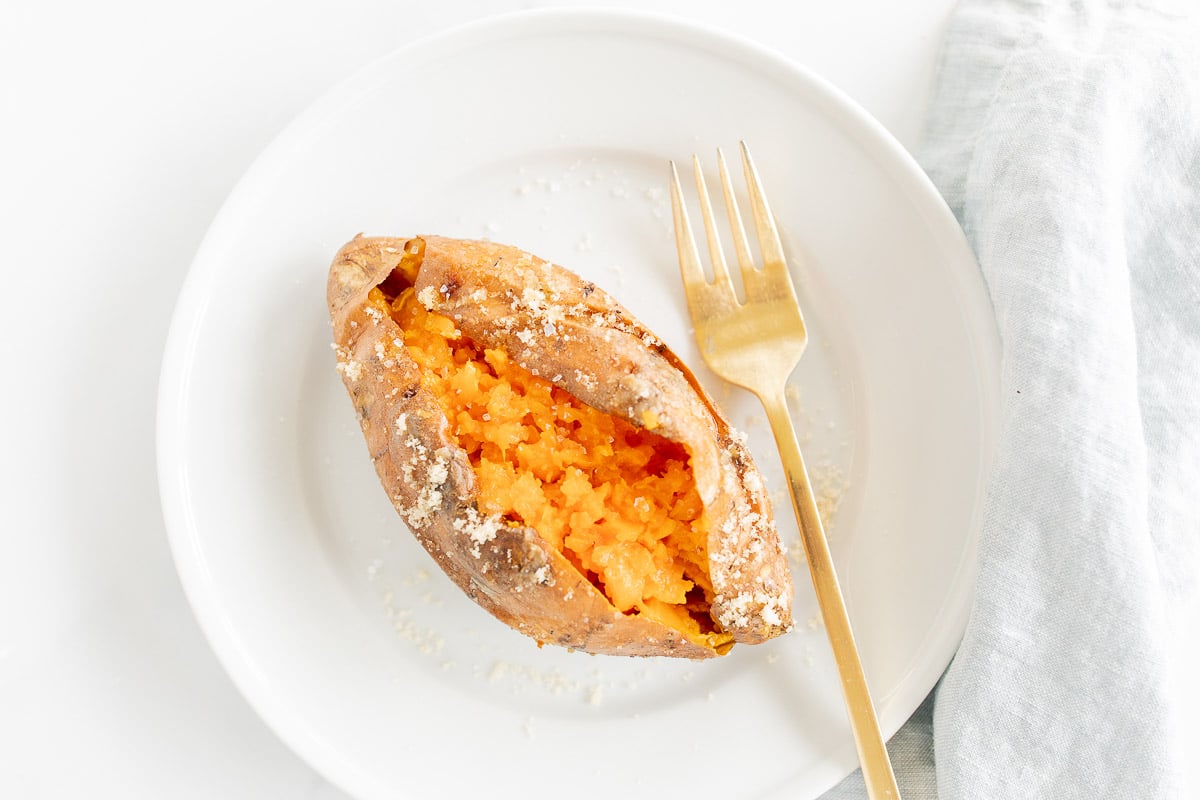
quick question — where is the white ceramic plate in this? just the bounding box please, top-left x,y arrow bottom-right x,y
159,10 -> 999,799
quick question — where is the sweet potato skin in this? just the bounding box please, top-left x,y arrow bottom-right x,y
328,235 -> 793,657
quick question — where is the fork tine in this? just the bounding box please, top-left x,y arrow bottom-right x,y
669,161 -> 706,294
717,148 -> 756,277
691,154 -> 735,293
739,141 -> 787,272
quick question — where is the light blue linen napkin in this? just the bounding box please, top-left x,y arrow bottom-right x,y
826,1 -> 1200,797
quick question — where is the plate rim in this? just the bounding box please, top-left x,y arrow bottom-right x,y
157,8 -> 1000,798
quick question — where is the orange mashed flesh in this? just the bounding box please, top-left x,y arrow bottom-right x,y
381,286 -> 727,646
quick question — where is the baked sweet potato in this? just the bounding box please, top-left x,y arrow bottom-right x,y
327,234 -> 793,658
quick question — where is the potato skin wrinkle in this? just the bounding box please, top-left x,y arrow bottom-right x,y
328,234 -> 793,658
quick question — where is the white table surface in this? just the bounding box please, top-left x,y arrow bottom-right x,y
2,1 -> 1195,797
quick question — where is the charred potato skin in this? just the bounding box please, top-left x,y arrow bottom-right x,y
328,235 -> 793,658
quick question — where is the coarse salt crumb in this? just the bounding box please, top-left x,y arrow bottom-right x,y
453,507 -> 502,558
813,464 -> 850,529
381,596 -> 445,656
417,286 -> 439,309
743,468 -> 764,496
335,358 -> 364,382
405,452 -> 450,529
573,369 -> 598,392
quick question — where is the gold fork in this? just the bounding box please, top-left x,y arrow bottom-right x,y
670,142 -> 900,800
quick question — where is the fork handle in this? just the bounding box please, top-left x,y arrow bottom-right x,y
762,392 -> 901,800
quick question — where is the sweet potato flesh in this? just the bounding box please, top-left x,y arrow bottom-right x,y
380,286 -> 729,647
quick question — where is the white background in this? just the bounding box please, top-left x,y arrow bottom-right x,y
1,1 -> 1194,797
